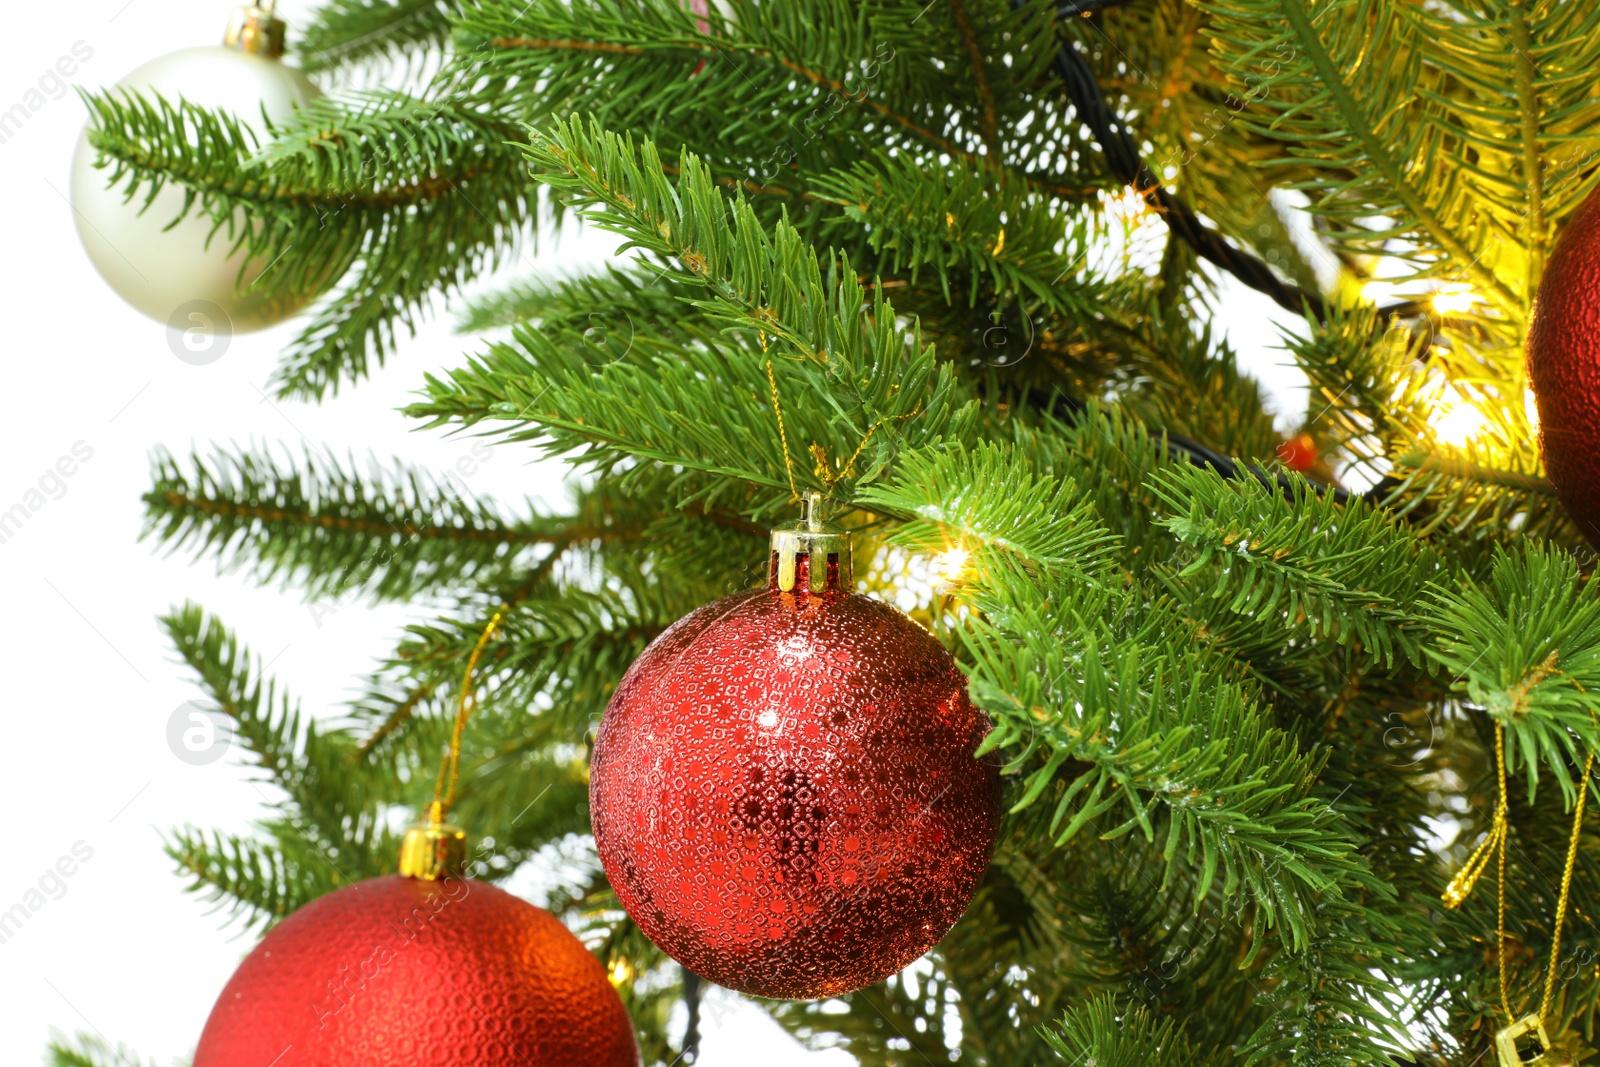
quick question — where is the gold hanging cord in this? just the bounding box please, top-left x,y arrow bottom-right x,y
398,606 -> 507,880
427,607 -> 508,824
765,352 -> 798,502
1443,720 -> 1595,1031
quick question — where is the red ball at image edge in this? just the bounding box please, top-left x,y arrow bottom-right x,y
590,576 -> 1002,1000
192,875 -> 640,1066
1529,187 -> 1600,548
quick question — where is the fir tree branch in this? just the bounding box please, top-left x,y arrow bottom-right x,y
165,825 -> 337,932
1509,0 -> 1547,291
46,1034 -> 162,1067
455,262 -> 704,333
354,679 -> 435,757
1194,0 -> 1600,320
457,3 -> 956,168
1281,306 -> 1569,544
1384,451 -> 1572,548
410,118 -> 980,512
160,604 -> 384,850
1115,300 -> 1285,464
935,873 -> 1078,1060
766,963 -> 964,1063
1272,1 -> 1516,315
1287,302 -> 1426,476
448,748 -> 593,870
1039,401 -> 1189,572
1410,1 -> 1600,291
160,596 -> 637,927
855,440 -> 1121,584
1152,464 -> 1443,669
349,583 -> 677,760
1240,902 -> 1410,1066
807,150 -> 1110,321
962,577 -> 1381,953
1043,993 -> 1224,1066
1393,451 -> 1556,497
296,0 -> 460,73
1428,542 -> 1600,806
948,0 -> 1002,158
942,835 -> 1264,1057
450,0 -> 1099,213
144,445 -> 633,603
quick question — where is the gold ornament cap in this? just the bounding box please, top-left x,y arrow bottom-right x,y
769,492 -> 851,594
224,3 -> 287,58
398,817 -> 468,881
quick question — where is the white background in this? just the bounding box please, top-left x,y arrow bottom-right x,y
0,2 -> 1304,1063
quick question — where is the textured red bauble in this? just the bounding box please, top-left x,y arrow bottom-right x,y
1529,187 -> 1600,547
193,874 -> 639,1066
590,515 -> 1001,1000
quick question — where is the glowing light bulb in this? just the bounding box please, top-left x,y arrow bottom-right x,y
934,546 -> 970,584
1361,280 -> 1394,305
608,958 -> 634,987
1432,398 -> 1487,446
1101,184 -> 1150,221
1432,284 -> 1478,315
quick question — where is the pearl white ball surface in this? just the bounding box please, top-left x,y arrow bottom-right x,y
70,46 -> 321,333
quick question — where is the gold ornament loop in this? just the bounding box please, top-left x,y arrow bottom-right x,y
765,354 -> 798,501
1443,719 -> 1596,1063
431,607 -> 508,818
1541,739 -> 1594,1027
1441,803 -> 1507,909
397,607 -> 508,880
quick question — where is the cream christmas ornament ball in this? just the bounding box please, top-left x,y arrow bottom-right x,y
70,36 -> 320,334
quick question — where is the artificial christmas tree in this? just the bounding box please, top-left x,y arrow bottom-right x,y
52,0 -> 1600,1064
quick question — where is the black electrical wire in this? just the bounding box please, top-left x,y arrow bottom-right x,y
1025,3 -> 1420,508
1051,28 -> 1324,318
681,966 -> 702,1062
1047,394 -> 1379,504
1043,3 -> 1428,324
1057,0 -> 1136,14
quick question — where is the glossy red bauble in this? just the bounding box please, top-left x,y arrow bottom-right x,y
590,567 -> 1001,1000
1529,187 -> 1600,547
193,875 -> 639,1066
1276,433 -> 1319,474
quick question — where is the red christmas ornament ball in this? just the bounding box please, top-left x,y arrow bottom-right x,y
1529,187 -> 1600,547
1276,433 -> 1319,474
590,541 -> 1001,1000
193,874 -> 639,1066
